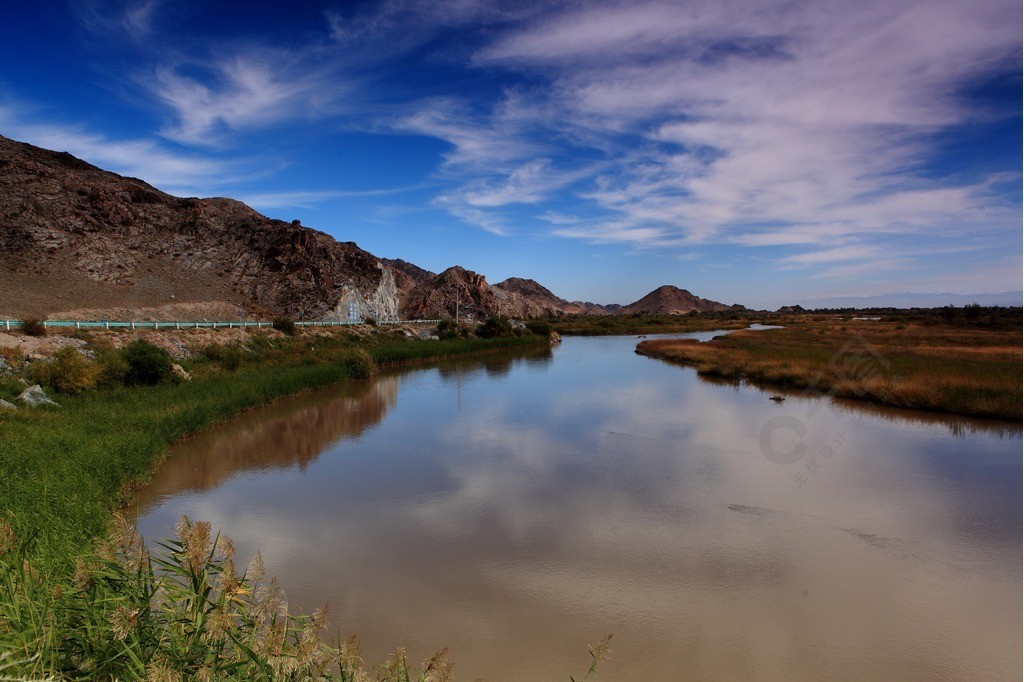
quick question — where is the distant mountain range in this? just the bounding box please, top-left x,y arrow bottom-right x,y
793,292 -> 1023,309
0,134 -> 734,321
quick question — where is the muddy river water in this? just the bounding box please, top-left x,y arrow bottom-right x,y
133,333 -> 1021,680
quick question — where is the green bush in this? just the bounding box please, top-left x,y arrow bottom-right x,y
96,348 -> 130,387
364,316 -> 378,327
475,317 -> 514,339
342,348 -> 376,379
272,316 -> 297,336
20,318 -> 47,337
122,340 -> 173,386
220,346 -> 245,371
32,345 -> 100,395
0,375 -> 24,401
436,319 -> 465,340
203,343 -> 244,371
525,320 -> 552,337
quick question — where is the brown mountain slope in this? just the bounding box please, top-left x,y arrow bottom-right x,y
0,135 -> 736,321
0,135 -> 398,320
619,285 -> 730,315
380,258 -> 436,311
493,277 -> 591,316
402,266 -> 498,321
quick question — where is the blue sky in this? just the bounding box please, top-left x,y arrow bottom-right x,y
1,0 -> 1020,307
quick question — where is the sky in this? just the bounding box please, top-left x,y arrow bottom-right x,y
0,0 -> 1020,308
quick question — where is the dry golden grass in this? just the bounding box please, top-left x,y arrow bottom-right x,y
637,317 -> 1022,421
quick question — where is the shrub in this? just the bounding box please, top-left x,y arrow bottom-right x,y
0,347 -> 21,372
95,348 -> 130,387
20,318 -> 47,337
0,516 -> 454,681
475,317 -> 513,339
436,319 -> 464,340
364,317 -> 378,327
342,348 -> 376,379
219,346 -> 245,371
525,320 -> 552,337
202,343 -> 244,371
272,316 -> 297,336
122,340 -> 173,386
0,375 -> 24,401
34,345 -> 100,395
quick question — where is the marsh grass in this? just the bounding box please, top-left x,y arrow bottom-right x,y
637,318 -> 1022,420
369,335 -> 545,365
0,516 -> 454,681
0,332 -> 554,679
549,314 -> 750,336
2,514 -> 603,680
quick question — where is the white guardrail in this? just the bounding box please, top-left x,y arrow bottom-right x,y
2,319 -> 441,331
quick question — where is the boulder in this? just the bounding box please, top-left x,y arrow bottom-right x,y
0,355 -> 9,373
0,399 -> 16,411
171,364 -> 191,382
17,384 -> 59,407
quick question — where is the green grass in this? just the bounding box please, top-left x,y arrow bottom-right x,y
369,334 -> 546,364
1,361 -> 364,574
0,334 -> 548,573
0,332 -> 556,679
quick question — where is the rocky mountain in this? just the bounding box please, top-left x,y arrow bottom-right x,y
619,285 -> 733,315
0,134 -> 399,321
401,266 -> 500,321
380,258 -> 435,311
400,270 -> 645,320
493,277 -> 590,316
0,134 -> 735,321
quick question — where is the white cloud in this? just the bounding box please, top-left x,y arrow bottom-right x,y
0,101 -> 248,194
781,245 -> 881,266
239,187 -> 412,210
122,0 -> 161,39
74,0 -> 166,42
149,54 -> 347,147
419,0 -> 1020,267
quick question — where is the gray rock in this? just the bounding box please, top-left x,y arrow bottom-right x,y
171,364 -> 191,382
0,355 -> 9,373
17,384 -> 60,408
0,399 -> 16,411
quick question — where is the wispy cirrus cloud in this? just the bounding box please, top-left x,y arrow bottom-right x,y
415,0 -> 1021,276
19,0 -> 1019,296
0,99 -> 252,194
147,53 -> 350,147
239,186 -> 416,210
73,0 -> 165,42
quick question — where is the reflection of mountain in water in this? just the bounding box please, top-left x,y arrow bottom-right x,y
134,376 -> 400,507
433,345 -> 554,381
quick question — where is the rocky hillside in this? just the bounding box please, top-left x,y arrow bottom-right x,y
380,258 -> 435,311
402,266 -> 499,321
493,277 -> 591,316
400,270 -> 638,320
0,135 -> 735,321
619,285 -> 734,315
0,135 -> 398,321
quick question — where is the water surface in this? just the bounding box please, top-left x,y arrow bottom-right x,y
134,334 -> 1022,680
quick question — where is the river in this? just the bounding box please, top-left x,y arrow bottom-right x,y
133,332 -> 1022,680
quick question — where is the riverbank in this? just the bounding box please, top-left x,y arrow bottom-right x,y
548,313 -> 751,336
636,316 -> 1022,421
0,328 -> 550,679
